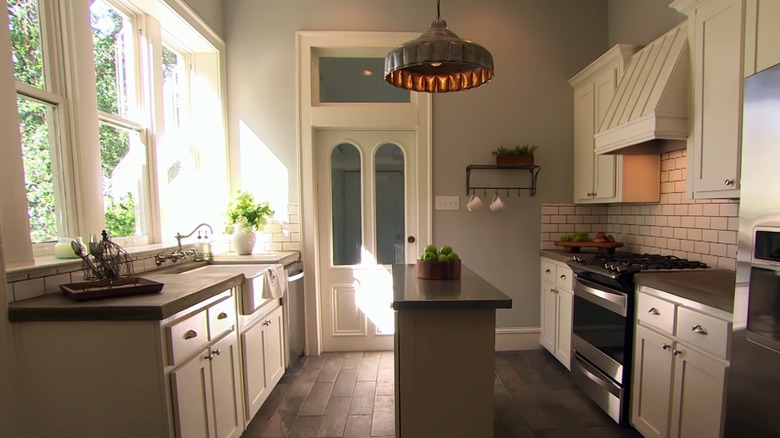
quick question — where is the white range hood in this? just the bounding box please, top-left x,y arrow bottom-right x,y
595,23 -> 689,155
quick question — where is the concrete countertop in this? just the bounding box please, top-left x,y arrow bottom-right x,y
635,270 -> 736,313
540,249 -> 606,264
8,271 -> 244,322
391,264 -> 512,310
212,250 -> 300,267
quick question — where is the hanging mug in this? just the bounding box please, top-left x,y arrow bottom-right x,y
466,193 -> 482,211
489,194 -> 505,211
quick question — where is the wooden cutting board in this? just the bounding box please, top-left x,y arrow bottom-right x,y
553,241 -> 624,254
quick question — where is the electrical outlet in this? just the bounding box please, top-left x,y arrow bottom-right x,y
435,196 -> 460,210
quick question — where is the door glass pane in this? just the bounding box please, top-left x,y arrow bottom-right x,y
375,144 -> 405,264
319,57 -> 410,103
332,143 -> 362,265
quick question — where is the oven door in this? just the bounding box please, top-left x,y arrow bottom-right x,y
572,276 -> 629,384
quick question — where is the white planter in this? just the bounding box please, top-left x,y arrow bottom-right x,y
232,231 -> 256,255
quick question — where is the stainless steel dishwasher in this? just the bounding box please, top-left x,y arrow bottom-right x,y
283,259 -> 305,366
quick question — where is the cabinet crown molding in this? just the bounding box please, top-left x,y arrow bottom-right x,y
569,44 -> 641,88
670,0 -> 712,14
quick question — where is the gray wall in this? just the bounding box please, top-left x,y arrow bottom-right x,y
608,0 -> 686,46
223,0 -> 608,328
182,0 -> 224,38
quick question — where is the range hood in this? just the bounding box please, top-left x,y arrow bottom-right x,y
595,23 -> 689,155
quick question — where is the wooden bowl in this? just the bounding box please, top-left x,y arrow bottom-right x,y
416,259 -> 461,280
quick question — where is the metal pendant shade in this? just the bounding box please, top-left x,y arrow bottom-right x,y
384,2 -> 494,93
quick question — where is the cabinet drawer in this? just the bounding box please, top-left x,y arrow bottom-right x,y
676,307 -> 730,359
208,294 -> 236,339
556,265 -> 573,291
541,260 -> 556,284
637,293 -> 675,334
168,310 -> 209,365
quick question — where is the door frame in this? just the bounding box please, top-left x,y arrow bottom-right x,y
296,31 -> 432,356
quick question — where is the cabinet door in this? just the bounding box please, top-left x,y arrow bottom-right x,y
210,334 -> 244,438
540,282 -> 557,355
669,344 -> 727,438
171,349 -> 214,438
555,289 -> 573,370
690,0 -> 744,197
262,305 -> 285,388
573,84 -> 597,202
241,318 -> 270,420
631,325 -> 674,438
744,0 -> 780,76
592,67 -> 619,202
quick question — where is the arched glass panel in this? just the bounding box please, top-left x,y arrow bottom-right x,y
331,143 -> 362,265
375,143 -> 405,264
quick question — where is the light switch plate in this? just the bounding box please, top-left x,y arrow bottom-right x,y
435,196 -> 460,210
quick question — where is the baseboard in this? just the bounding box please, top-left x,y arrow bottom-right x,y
495,327 -> 542,351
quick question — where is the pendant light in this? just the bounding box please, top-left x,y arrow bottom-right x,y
384,0 -> 494,93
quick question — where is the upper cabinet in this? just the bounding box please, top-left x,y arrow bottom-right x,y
569,45 -> 661,204
744,0 -> 780,76
673,0 -> 745,199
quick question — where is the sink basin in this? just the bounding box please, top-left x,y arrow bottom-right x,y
179,264 -> 279,315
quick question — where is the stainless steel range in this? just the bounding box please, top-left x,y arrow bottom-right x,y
567,253 -> 708,424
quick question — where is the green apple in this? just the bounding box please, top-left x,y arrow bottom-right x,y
424,244 -> 437,254
421,252 -> 437,262
439,245 -> 453,255
447,252 -> 460,261
437,254 -> 449,262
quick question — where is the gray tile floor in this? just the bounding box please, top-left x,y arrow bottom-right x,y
241,349 -> 643,438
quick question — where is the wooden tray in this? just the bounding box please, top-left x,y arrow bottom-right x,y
416,260 -> 461,280
60,277 -> 164,301
553,241 -> 624,254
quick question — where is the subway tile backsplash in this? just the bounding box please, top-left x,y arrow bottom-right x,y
4,204 -> 302,303
542,150 -> 739,271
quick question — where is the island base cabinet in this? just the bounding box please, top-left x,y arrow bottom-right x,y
171,332 -> 243,438
395,308 -> 495,438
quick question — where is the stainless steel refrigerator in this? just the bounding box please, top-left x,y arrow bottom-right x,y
724,61 -> 780,436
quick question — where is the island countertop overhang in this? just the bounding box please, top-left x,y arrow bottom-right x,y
391,264 -> 512,311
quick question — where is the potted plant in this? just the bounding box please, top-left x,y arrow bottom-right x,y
492,144 -> 538,166
224,190 -> 274,255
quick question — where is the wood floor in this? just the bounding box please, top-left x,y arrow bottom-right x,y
241,349 -> 643,438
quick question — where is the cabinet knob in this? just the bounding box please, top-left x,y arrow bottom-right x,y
184,329 -> 198,340
692,324 -> 708,335
661,343 -> 671,350
545,269 -> 551,274
217,312 -> 229,320
213,349 -> 221,356
672,349 -> 682,356
724,179 -> 734,186
263,320 -> 272,326
648,307 -> 661,316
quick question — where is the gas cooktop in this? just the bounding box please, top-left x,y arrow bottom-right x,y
570,252 -> 709,276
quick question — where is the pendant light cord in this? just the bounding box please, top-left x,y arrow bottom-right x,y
437,0 -> 441,19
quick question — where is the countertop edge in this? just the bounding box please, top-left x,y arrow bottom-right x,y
392,298 -> 512,311
634,270 -> 736,314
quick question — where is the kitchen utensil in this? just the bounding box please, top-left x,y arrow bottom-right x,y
489,193 -> 505,211
466,193 -> 482,211
71,239 -> 103,278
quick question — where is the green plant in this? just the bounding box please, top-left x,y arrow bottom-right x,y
560,232 -> 590,242
224,191 -> 274,235
492,144 -> 538,156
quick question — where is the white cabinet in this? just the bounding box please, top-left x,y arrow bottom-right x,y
631,287 -> 731,438
240,301 -> 285,423
540,257 -> 573,369
569,44 -> 660,204
744,0 -> 780,76
673,0 -> 745,198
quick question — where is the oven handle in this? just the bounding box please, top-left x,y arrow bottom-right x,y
573,276 -> 627,317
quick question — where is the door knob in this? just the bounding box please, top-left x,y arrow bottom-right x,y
407,236 -> 415,243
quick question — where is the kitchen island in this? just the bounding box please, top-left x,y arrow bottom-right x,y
391,264 -> 512,438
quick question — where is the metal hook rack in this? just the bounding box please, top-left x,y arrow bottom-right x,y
465,164 -> 541,196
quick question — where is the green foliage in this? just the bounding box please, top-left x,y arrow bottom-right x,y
105,193 -> 136,237
225,191 -> 274,234
492,145 -> 538,156
560,232 -> 591,242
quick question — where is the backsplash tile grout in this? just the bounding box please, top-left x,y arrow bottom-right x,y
542,150 -> 738,271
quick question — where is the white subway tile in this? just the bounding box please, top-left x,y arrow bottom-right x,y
668,169 -> 682,181
728,217 -> 739,231
622,225 -> 631,234
541,216 -> 550,224
541,241 -> 556,250
541,233 -> 550,241
635,216 -> 646,226
667,239 -> 681,250
630,225 -> 642,234
711,217 -> 728,230
621,206 -> 632,215
688,229 -> 702,241
673,181 -> 686,193
558,224 -> 575,233
630,206 -> 641,215
13,278 -> 45,301
717,257 -> 736,271
661,170 -> 669,183
688,204 -> 703,216
680,240 -> 695,252
282,242 -> 301,251
559,206 -> 576,215
673,250 -> 688,259
661,205 -> 676,216
567,215 -> 584,224
650,226 -> 662,237
668,216 -> 682,227
655,216 -> 668,227
701,254 -> 719,267
639,206 -> 651,215
681,217 -> 695,228
289,214 -> 299,224
686,252 -> 703,262
541,206 -> 559,215
720,204 -> 739,217
551,215 -> 567,224
710,243 -> 727,257
728,245 -> 738,258
645,237 -> 656,247
575,206 -> 592,215
600,215 -> 610,224
541,224 -> 559,233
675,157 -> 686,169
695,199 -> 712,204
662,159 -> 675,171
272,233 -> 291,243
656,238 -> 668,248
662,227 -> 675,238
44,273 -> 71,294
264,223 -> 282,233
668,193 -> 683,204
660,193 -> 670,204
584,215 -> 600,223
694,217 -> 711,229
695,241 -> 711,254
578,224 -> 593,232
674,205 -> 689,216
640,226 -> 651,236
549,233 -> 564,241
288,223 -> 301,233
593,206 -> 609,215
719,231 -> 737,245
287,204 -> 299,215
645,216 -> 656,226
702,229 -> 719,242
290,232 -> 301,242
702,204 -> 720,216
681,167 -> 688,180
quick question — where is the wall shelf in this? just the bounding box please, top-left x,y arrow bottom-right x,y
466,164 -> 541,196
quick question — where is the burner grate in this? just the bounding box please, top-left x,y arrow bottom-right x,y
587,253 -> 708,271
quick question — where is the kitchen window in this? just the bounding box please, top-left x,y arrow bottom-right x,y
3,0 -> 228,258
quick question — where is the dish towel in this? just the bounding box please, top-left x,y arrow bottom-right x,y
264,264 -> 287,299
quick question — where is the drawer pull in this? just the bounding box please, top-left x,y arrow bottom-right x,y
183,329 -> 198,340
661,343 -> 671,350
648,307 -> 661,316
672,349 -> 682,356
545,269 -> 551,274
204,349 -> 222,361
263,320 -> 272,326
217,312 -> 229,320
692,324 -> 708,335
560,274 -> 567,280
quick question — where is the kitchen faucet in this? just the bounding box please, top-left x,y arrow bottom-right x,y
175,223 -> 213,251
176,223 -> 214,261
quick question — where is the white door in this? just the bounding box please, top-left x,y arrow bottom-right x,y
316,129 -> 417,351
